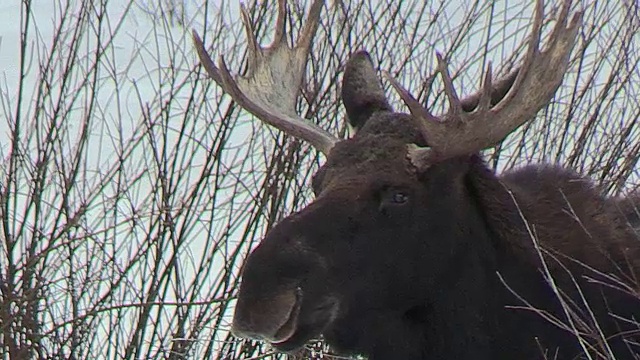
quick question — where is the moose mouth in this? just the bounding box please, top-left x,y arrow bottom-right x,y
270,295 -> 340,352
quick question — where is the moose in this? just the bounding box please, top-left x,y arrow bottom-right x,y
193,0 -> 640,359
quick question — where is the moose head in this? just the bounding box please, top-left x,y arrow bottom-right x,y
190,1 -> 640,359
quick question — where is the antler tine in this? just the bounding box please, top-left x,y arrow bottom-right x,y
239,4 -> 261,77
297,0 -> 324,53
476,62 -> 494,112
402,0 -> 581,171
435,52 -> 463,116
274,0 -> 287,45
192,0 -> 338,155
384,71 -> 441,144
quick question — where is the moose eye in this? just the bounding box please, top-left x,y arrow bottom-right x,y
391,191 -> 408,204
379,188 -> 410,213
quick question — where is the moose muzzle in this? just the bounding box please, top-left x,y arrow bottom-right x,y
232,285 -> 303,343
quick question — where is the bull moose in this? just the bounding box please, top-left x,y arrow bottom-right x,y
193,0 -> 640,359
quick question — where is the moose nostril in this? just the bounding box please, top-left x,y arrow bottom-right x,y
231,287 -> 302,342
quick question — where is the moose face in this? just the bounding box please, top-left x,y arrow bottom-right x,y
192,0 -> 580,355
231,115 -> 480,352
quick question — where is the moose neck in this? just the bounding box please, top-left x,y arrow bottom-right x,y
406,155 -> 547,360
419,239 -> 505,359
418,174 -> 511,359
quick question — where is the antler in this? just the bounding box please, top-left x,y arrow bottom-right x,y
386,0 -> 582,170
192,0 -> 338,155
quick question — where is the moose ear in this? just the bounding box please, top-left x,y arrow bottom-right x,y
341,51 -> 393,131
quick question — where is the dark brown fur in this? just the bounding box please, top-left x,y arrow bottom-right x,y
231,56 -> 640,359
